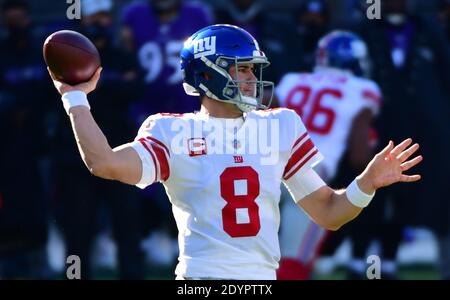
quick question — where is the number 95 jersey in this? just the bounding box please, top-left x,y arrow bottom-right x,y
129,108 -> 323,279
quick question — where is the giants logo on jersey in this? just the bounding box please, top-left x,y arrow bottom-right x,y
233,155 -> 244,163
193,36 -> 216,58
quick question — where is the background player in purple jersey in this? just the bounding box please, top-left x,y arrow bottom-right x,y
120,0 -> 213,124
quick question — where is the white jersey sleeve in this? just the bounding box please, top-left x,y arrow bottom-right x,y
129,114 -> 172,189
280,110 -> 325,203
282,110 -> 324,180
357,79 -> 382,116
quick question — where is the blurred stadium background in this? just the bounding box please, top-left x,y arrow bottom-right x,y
0,0 -> 449,279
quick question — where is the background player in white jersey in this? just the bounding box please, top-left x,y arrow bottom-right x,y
47,24 -> 421,280
275,31 -> 382,280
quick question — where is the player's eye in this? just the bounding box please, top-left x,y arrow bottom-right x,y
238,66 -> 254,73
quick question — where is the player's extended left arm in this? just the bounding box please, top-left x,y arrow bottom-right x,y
297,139 -> 422,231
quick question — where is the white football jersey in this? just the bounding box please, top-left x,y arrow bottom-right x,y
276,68 -> 382,180
129,108 -> 323,279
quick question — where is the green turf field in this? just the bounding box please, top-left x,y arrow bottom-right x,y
85,263 -> 440,280
313,264 -> 440,280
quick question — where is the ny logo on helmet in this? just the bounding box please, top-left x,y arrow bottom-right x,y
193,36 -> 216,59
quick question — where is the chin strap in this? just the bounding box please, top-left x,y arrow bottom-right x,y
236,95 -> 258,112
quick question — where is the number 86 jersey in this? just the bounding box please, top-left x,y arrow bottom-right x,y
276,70 -> 381,180
128,108 -> 323,280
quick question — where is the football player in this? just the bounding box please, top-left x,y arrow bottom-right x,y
47,24 -> 422,280
276,31 -> 382,279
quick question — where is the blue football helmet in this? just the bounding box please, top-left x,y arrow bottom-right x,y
181,24 -> 274,112
315,30 -> 371,77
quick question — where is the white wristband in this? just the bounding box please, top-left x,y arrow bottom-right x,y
61,91 -> 90,115
345,178 -> 375,208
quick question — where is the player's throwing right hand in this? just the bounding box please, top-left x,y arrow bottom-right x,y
48,66 -> 102,96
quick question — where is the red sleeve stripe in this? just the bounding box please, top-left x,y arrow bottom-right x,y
150,143 -> 170,181
285,138 -> 314,173
284,148 -> 319,180
292,132 -> 308,150
146,136 -> 170,157
284,138 -> 315,176
139,138 -> 158,183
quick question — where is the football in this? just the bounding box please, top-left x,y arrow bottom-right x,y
43,30 -> 101,85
